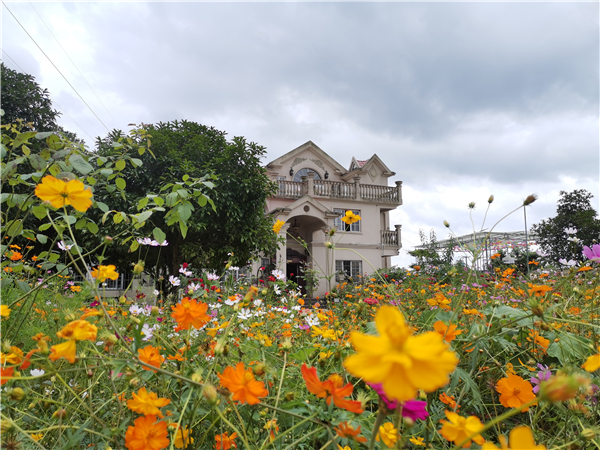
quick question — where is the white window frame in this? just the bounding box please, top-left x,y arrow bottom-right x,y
335,260 -> 362,282
333,208 -> 361,232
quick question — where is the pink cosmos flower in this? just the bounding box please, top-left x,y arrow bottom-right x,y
583,244 -> 600,262
368,383 -> 428,420
363,297 -> 378,305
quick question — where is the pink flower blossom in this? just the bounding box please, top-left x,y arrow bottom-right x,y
583,244 -> 600,262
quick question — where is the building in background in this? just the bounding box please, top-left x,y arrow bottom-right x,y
257,141 -> 403,297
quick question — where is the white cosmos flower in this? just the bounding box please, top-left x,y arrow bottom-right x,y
253,299 -> 263,307
153,289 -> 160,296
237,308 -> 252,320
207,272 -> 220,281
129,304 -> 145,315
30,369 -> 45,377
57,241 -> 73,251
564,227 -> 578,235
169,275 -> 181,286
271,269 -> 286,280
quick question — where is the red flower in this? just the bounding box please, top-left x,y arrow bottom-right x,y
301,364 -> 363,413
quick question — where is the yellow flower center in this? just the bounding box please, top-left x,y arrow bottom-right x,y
328,374 -> 344,388
513,387 -> 521,395
244,372 -> 254,383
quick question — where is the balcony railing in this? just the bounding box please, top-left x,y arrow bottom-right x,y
381,229 -> 399,247
274,179 -> 401,204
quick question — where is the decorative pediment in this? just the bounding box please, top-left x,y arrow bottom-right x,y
266,141 -> 347,176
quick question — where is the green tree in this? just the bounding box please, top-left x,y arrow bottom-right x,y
1,63 -> 80,143
94,120 -> 278,275
408,229 -> 455,275
531,189 -> 600,264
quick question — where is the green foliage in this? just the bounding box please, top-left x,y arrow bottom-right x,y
531,189 -> 600,263
94,120 -> 278,273
408,229 -> 455,275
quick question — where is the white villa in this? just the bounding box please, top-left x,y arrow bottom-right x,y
255,141 -> 403,297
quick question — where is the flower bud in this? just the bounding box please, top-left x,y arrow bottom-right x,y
52,408 -> 68,420
488,195 -> 494,204
540,372 -> 590,402
285,392 -> 295,401
1,419 -> 13,433
104,236 -> 113,244
523,194 -> 538,206
64,313 -> 76,322
191,370 -> 203,383
261,289 -> 268,295
468,202 -> 476,209
202,384 -> 218,406
151,306 -> 160,316
253,363 -> 266,376
119,296 -> 127,305
443,220 -> 450,228
129,377 -> 140,387
403,417 -> 414,428
281,339 -> 293,351
214,341 -> 225,355
225,263 -> 231,270
133,261 -> 144,275
8,387 -> 25,401
580,429 -> 596,441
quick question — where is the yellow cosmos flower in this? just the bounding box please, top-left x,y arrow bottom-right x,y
482,425 -> 546,450
49,320 -> 98,363
439,410 -> 485,448
35,175 -> 93,212
341,210 -> 361,225
582,347 -> 600,372
0,305 -> 10,318
376,422 -> 399,448
173,425 -> 194,449
273,219 -> 285,234
344,305 -> 458,402
91,265 -> 119,282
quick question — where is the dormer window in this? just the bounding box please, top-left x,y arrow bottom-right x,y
293,168 -> 322,182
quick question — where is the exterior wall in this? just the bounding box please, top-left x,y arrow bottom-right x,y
259,142 -> 402,298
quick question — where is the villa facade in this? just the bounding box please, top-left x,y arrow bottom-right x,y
256,141 -> 403,297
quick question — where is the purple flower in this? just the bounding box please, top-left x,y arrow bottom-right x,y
368,383 -> 428,420
530,364 -> 552,394
582,244 -> 600,263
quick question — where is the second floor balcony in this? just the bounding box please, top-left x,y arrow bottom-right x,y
275,178 -> 403,205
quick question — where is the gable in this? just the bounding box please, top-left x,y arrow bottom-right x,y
266,141 -> 347,176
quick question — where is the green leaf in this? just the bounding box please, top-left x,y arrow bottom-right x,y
289,347 -> 319,362
136,210 -> 153,224
137,197 -> 149,211
51,149 -> 71,160
152,227 -> 166,244
547,332 -> 592,365
70,154 -> 94,175
75,218 -> 87,230
87,222 -> 99,234
154,197 -> 164,207
12,131 -> 38,149
35,131 -> 55,139
96,201 -> 109,213
100,168 -> 113,177
16,280 -> 31,293
5,220 -> 23,237
177,203 -> 193,222
86,176 -> 97,186
179,221 -> 188,238
36,234 -> 48,244
32,205 -> 48,219
115,159 -> 126,171
129,240 -> 139,253
130,158 -> 143,167
39,223 -> 52,231
29,154 -> 47,171
46,134 -> 64,150
115,178 -> 126,190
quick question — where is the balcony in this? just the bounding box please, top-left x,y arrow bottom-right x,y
275,179 -> 402,205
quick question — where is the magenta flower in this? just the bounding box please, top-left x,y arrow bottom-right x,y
582,244 -> 600,263
368,383 -> 428,420
363,297 -> 378,305
530,364 -> 552,394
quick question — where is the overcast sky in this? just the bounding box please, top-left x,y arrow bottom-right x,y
3,1 -> 599,267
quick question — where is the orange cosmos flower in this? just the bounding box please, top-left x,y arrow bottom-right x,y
125,415 -> 170,450
301,364 -> 363,413
91,265 -> 119,282
433,321 -> 462,342
482,425 -> 546,450
335,422 -> 367,443
218,362 -> 268,405
582,347 -> 600,372
127,387 -> 171,418
496,374 -> 536,411
440,410 -> 485,448
527,284 -> 552,297
9,251 -> 22,261
171,297 -> 210,330
439,392 -> 459,410
344,305 -> 458,402
138,345 -> 165,372
215,432 -> 238,449
0,366 -> 14,385
527,331 -> 549,353
49,320 -> 98,363
35,175 -> 93,212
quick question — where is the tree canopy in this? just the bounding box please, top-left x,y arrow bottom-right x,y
531,189 -> 600,263
94,120 -> 278,274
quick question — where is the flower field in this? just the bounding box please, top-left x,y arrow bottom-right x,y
1,127 -> 599,449
2,242 -> 599,449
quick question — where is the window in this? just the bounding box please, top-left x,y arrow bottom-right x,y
293,168 -> 322,182
335,260 -> 362,282
333,208 -> 361,232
